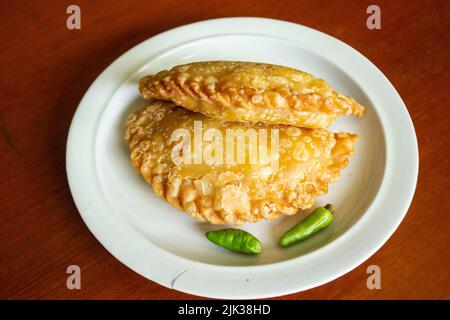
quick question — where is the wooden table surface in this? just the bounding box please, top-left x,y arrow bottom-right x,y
1,0 -> 449,300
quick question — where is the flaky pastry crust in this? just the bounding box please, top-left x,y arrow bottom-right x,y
125,100 -> 357,224
139,61 -> 365,129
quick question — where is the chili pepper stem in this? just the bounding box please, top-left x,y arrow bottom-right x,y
324,204 -> 335,214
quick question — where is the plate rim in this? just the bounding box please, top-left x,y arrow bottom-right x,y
66,17 -> 418,299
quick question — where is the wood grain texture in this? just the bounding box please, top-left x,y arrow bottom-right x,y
1,0 -> 449,299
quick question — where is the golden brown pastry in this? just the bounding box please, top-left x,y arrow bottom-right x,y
125,100 -> 358,224
139,61 -> 364,129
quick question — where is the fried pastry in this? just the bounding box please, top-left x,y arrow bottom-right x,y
125,100 -> 358,225
139,61 -> 364,129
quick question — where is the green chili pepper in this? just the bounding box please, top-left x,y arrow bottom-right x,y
205,229 -> 261,255
279,204 -> 335,247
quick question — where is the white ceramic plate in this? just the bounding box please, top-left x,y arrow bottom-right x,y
66,18 -> 418,299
